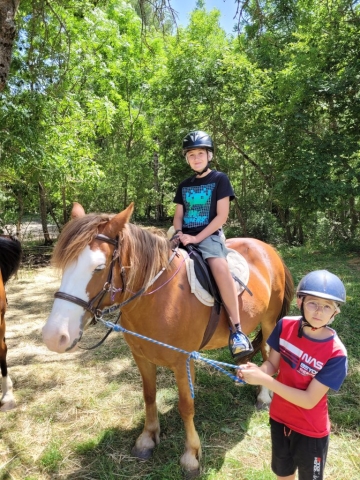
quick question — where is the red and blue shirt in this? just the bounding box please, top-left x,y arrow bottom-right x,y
267,316 -> 347,438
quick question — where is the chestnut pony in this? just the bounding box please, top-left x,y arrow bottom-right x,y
0,234 -> 22,411
43,203 -> 294,477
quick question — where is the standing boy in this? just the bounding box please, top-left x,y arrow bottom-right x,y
173,130 -> 253,360
237,270 -> 347,480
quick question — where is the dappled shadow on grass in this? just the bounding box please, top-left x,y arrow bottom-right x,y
60,381 -> 255,480
64,425 -> 185,480
8,340 -> 258,479
59,343 -> 258,478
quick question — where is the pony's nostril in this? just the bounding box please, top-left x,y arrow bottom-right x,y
59,334 -> 69,347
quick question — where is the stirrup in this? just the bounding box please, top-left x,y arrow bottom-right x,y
228,331 -> 254,361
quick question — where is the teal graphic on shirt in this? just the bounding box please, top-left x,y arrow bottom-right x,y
182,184 -> 215,228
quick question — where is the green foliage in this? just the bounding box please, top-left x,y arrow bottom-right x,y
1,0 -> 359,246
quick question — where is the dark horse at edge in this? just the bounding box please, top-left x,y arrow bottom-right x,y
0,234 -> 22,411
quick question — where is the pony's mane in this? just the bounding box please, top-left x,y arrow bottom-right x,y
0,235 -> 22,283
123,224 -> 171,291
52,214 -> 113,270
52,215 -> 171,292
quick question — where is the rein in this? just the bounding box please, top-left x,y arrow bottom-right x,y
54,232 -> 179,350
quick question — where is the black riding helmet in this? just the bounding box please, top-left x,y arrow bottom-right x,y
182,130 -> 214,154
182,130 -> 214,175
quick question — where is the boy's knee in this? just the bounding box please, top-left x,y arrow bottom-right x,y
208,257 -> 228,274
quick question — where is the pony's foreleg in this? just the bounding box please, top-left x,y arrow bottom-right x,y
0,340 -> 16,411
256,343 -> 273,410
131,354 -> 160,460
174,364 -> 201,478
1,374 -> 15,411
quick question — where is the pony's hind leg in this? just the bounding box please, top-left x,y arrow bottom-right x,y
174,364 -> 201,478
131,354 -> 160,460
256,334 -> 274,410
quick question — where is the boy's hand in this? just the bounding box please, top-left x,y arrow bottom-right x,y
178,232 -> 198,246
237,362 -> 268,386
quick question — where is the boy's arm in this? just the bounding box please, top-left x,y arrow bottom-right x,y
258,348 -> 280,375
179,197 -> 230,245
237,348 -> 279,379
240,361 -> 329,409
173,204 -> 184,233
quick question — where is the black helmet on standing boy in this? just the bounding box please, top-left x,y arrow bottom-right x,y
182,130 -> 214,154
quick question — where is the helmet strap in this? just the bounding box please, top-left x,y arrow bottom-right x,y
298,318 -> 327,337
297,298 -> 335,337
298,299 -> 326,337
192,162 -> 210,176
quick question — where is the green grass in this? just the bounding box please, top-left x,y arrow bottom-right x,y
39,440 -> 63,472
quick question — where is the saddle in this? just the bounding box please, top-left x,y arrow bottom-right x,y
180,243 -> 251,350
184,244 -> 222,303
181,244 -> 221,350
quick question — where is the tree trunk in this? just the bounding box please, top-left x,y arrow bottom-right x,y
349,195 -> 358,238
15,190 -> 23,237
0,0 -> 20,92
153,151 -> 160,221
38,181 -> 53,246
62,185 -> 67,226
233,196 -> 247,236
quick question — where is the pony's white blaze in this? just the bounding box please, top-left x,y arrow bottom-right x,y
42,245 -> 106,353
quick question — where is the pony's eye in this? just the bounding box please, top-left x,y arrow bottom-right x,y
93,264 -> 106,272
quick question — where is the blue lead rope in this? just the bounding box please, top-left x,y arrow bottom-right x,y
99,319 -> 245,398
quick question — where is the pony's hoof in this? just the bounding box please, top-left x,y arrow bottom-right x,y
131,445 -> 153,460
255,400 -> 269,411
183,468 -> 201,480
0,399 -> 16,412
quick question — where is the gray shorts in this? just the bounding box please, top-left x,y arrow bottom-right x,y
196,235 -> 231,260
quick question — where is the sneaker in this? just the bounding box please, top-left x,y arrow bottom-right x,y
229,330 -> 254,360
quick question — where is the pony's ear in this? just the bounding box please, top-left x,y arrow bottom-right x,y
104,203 -> 134,237
71,202 -> 86,219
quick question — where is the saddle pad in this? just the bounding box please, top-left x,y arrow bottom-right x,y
178,248 -> 250,307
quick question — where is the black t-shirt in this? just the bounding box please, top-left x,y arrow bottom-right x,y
173,170 -> 235,236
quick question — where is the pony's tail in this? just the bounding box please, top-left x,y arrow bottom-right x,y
277,263 -> 295,321
240,261 -> 294,364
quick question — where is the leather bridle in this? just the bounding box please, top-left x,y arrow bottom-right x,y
54,233 -> 126,349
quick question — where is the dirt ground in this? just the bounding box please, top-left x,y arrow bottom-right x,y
4,266 -> 77,372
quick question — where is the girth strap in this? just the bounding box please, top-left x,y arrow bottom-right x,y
198,303 -> 221,350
